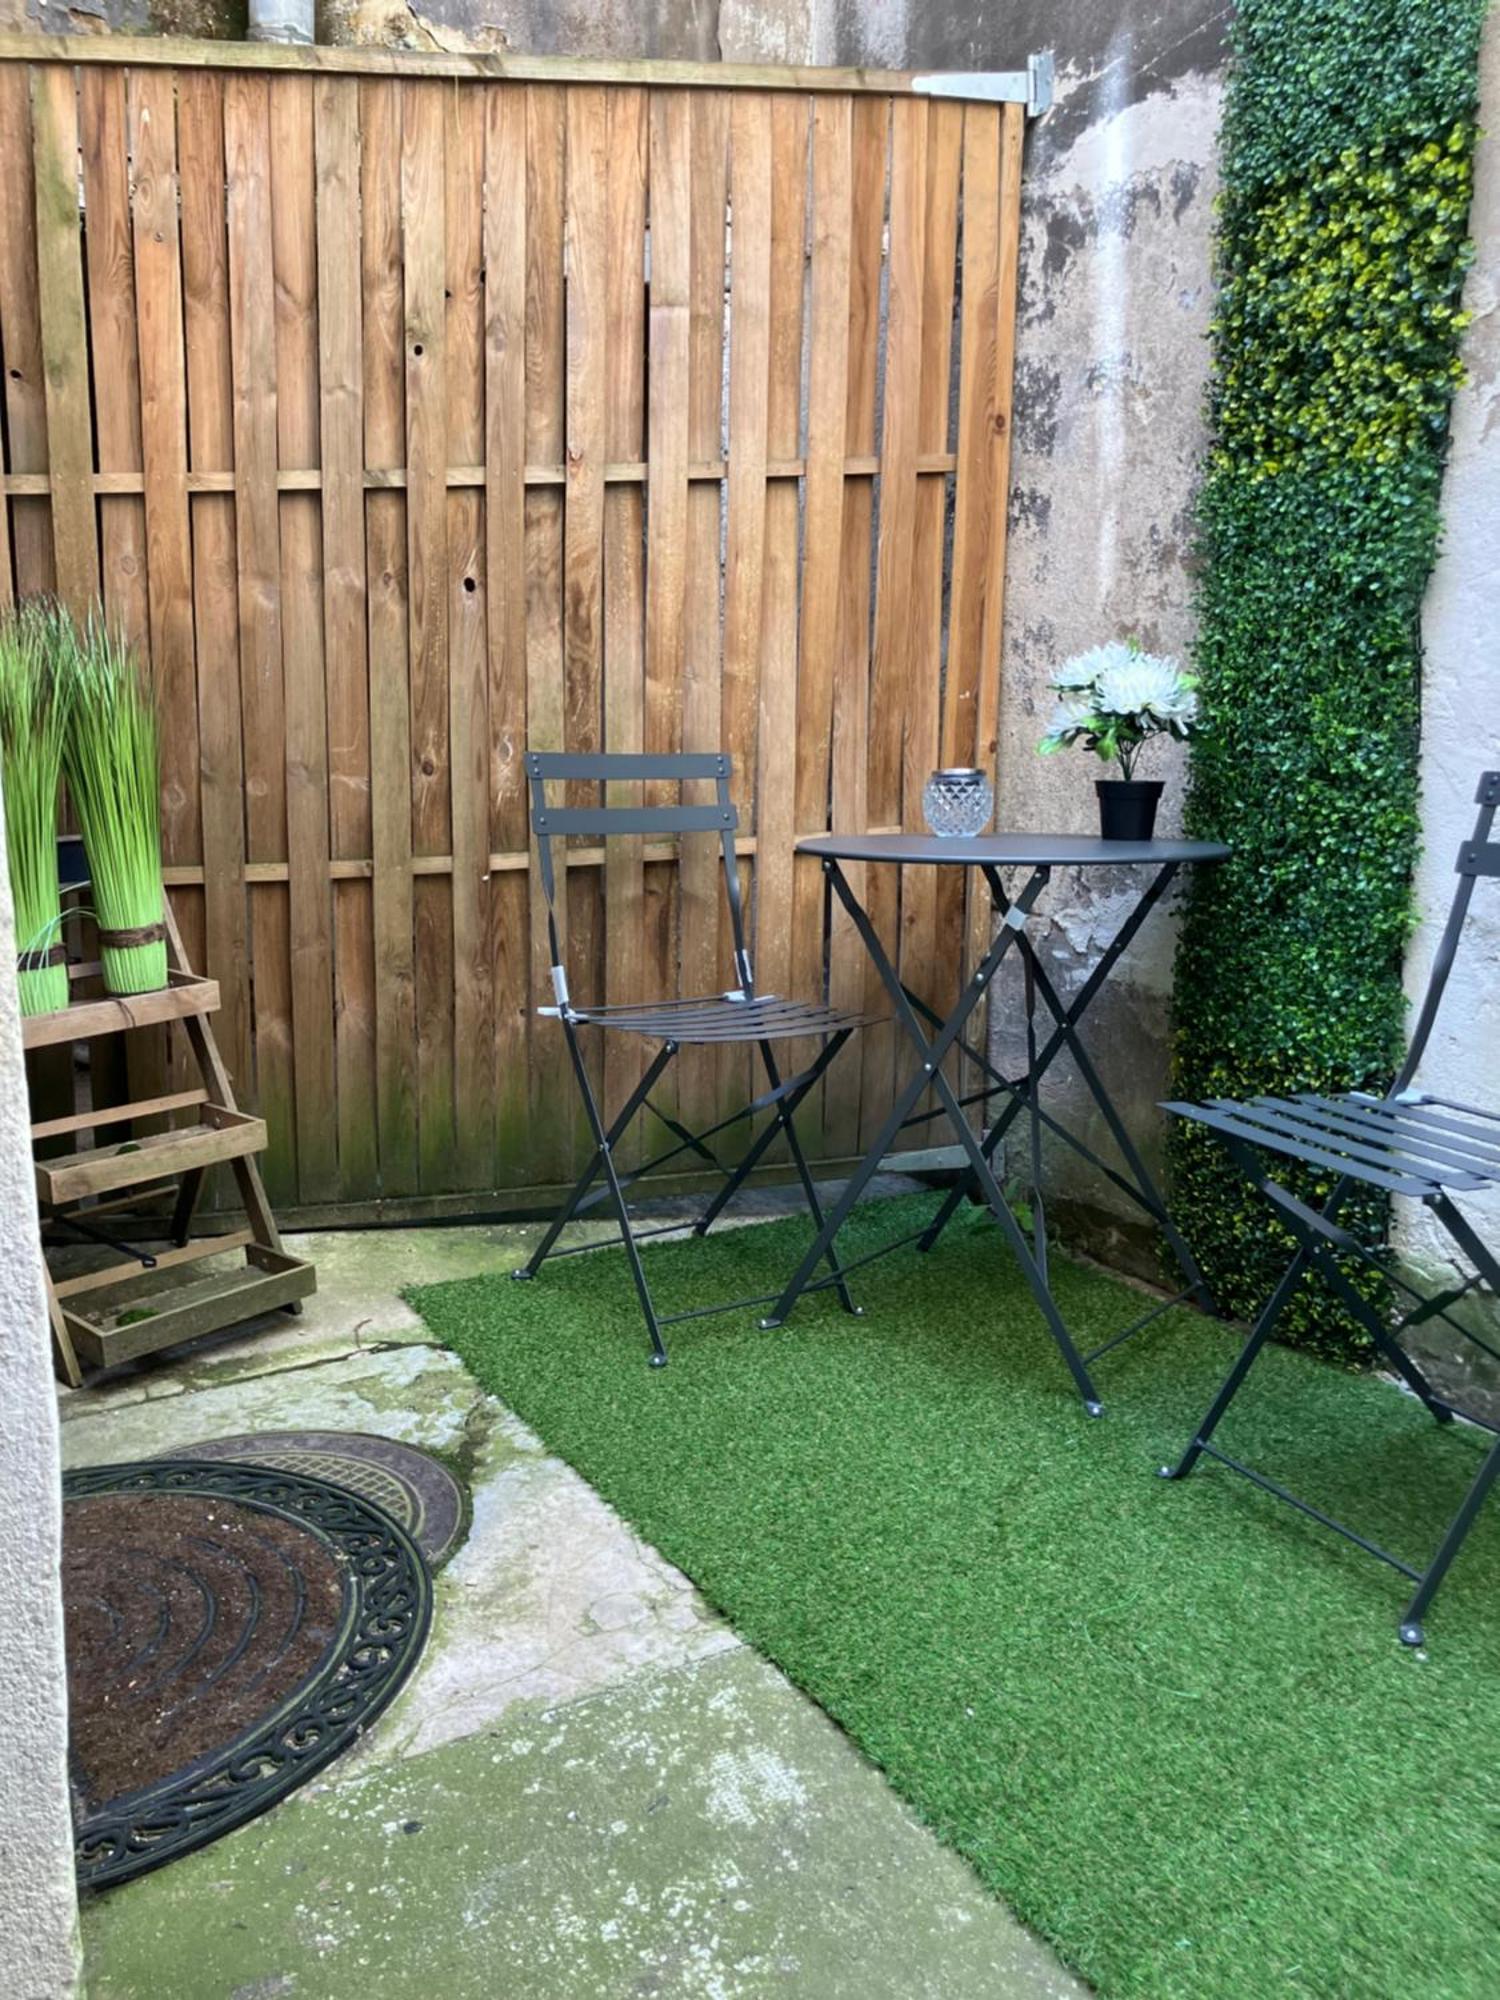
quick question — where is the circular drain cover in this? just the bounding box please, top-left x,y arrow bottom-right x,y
64,1459 -> 432,1891
167,1430 -> 467,1567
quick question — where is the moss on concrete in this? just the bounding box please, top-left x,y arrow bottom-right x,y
82,1649 -> 1083,2000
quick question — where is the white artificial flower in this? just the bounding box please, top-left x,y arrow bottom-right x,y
1047,690 -> 1097,732
1050,640 -> 1135,693
1093,651 -> 1193,723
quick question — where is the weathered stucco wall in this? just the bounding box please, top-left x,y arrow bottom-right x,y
988,41 -> 1224,1276
1397,8 -> 1500,1408
0,810 -> 80,2000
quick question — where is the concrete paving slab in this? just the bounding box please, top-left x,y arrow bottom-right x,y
67,1201 -> 1086,2000
81,1647 -> 1086,2000
60,1339 -> 742,1775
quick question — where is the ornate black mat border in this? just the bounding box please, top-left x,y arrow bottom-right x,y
65,1458 -> 433,1893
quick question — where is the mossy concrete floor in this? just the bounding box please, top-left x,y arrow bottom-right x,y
61,1206 -> 1087,2000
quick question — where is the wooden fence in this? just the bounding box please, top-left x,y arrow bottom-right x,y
0,36 -> 1025,1220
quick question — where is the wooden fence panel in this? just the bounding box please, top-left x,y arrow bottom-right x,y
0,48 -> 1026,1221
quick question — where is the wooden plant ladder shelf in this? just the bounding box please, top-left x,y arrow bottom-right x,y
26,907 -> 315,1384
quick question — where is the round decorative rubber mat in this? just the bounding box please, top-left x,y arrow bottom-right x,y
165,1430 -> 468,1568
63,1459 -> 432,1892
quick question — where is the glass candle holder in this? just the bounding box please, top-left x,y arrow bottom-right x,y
922,767 -> 993,838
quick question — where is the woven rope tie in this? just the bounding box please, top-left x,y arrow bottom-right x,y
98,921 -> 166,949
16,944 -> 66,972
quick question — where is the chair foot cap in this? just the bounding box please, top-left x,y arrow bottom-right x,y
758,1317 -> 783,1331
648,1352 -> 669,1369
1399,1622 -> 1425,1648
511,1268 -> 536,1282
1084,1401 -> 1104,1418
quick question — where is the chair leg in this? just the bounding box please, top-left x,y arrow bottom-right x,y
1399,1430 -> 1500,1647
692,1032 -> 850,1239
757,1039 -> 861,1316
1161,1239 -> 1316,1480
520,1028 -> 674,1366
515,1040 -> 675,1280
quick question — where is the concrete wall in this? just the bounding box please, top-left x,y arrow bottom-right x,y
986,30 -> 1225,1274
0,810 -> 80,1999
1398,8 -> 1500,1410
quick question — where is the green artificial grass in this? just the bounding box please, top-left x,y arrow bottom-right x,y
410,1196 -> 1500,2000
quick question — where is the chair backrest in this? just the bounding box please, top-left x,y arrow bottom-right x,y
1396,769 -> 1500,1092
524,750 -> 753,994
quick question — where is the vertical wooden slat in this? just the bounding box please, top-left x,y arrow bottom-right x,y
31,64 -> 97,615
721,98 -> 771,833
644,91 -> 692,788
861,96 -> 926,1150
562,84 -> 608,1137
0,66 -> 54,595
124,68 -> 191,1119
675,90 -> 728,1140
361,76 -> 418,1195
316,76 -> 376,1199
601,84 -> 649,1165
824,94 -> 887,1159
791,95 -> 852,1136
642,91 -> 693,1145
717,95 -> 773,1123
524,84 -> 571,1182
445,83 -> 493,1192
129,72 -> 200,872
180,72 -> 250,1106
226,72 -> 296,1199
899,98 -> 962,1056
752,94 -> 807,1020
402,80 -> 455,1192
483,81 -> 530,1181
271,75 -> 337,1206
71,68 -> 140,1126
80,68 -> 147,651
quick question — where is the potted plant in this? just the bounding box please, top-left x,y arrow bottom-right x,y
0,601 -> 73,1015
63,618 -> 168,996
1038,640 -> 1201,841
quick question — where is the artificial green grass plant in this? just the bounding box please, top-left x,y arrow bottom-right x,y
64,620 -> 167,995
0,600 -> 73,1015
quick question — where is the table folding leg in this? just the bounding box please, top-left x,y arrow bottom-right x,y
918,863 -> 1216,1336
761,858 -> 1108,1412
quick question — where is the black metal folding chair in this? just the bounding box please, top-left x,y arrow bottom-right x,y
512,750 -> 872,1364
1162,770 -> 1500,1644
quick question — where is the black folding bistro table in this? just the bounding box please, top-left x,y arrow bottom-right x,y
759,831 -> 1231,1413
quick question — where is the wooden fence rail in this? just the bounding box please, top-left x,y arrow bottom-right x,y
0,39 -> 1024,1220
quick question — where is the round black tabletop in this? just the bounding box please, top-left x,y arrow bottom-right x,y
795,832 -> 1232,867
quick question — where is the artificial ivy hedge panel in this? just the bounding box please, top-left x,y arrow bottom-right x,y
1171,0 -> 1487,1359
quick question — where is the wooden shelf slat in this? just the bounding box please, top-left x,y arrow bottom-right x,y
21,969 -> 221,1049
62,1249 -> 316,1370
51,1229 -> 255,1301
35,1106 -> 266,1204
30,1087 -> 209,1142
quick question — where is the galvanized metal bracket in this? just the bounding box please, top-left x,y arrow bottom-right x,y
911,50 -> 1054,116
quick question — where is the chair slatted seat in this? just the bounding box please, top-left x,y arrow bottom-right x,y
1162,770 -> 1500,1646
512,750 -> 877,1365
566,993 -> 865,1044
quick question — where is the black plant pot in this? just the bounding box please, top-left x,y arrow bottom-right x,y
1096,778 -> 1164,842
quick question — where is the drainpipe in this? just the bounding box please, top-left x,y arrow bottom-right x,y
247,0 -> 315,44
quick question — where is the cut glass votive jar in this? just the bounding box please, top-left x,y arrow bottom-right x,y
922,767 -> 993,838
